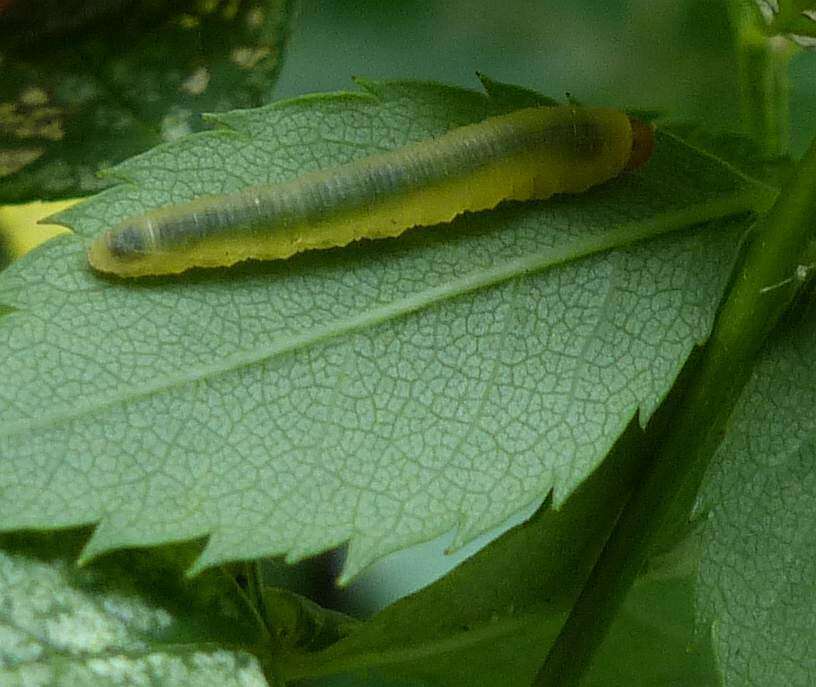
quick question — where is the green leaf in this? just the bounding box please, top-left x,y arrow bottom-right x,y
662,123 -> 795,187
696,296 -> 816,687
279,423 -> 720,686
0,531 -> 272,686
590,575 -> 720,687
0,0 -> 295,203
0,80 -> 766,582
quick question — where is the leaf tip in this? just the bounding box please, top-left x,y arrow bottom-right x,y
76,531 -> 106,568
351,76 -> 383,97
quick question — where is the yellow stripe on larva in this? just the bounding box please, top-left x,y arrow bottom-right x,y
88,106 -> 653,277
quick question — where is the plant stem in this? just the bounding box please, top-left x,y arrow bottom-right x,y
534,134 -> 816,687
730,0 -> 795,157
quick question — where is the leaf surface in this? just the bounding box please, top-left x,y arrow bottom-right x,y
0,532 -> 270,687
0,80 -> 764,580
696,297 -> 816,686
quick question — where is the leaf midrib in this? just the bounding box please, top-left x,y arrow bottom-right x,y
1,192 -> 759,439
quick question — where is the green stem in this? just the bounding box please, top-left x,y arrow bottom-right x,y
534,134 -> 816,687
730,0 -> 795,157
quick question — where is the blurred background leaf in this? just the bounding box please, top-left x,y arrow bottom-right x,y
0,530 -> 271,687
695,295 -> 816,687
0,0 -> 296,203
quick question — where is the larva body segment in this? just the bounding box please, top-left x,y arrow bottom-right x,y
88,106 -> 650,277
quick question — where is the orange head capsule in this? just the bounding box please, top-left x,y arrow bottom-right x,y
625,117 -> 655,170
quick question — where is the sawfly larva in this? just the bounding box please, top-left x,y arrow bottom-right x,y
88,106 -> 654,277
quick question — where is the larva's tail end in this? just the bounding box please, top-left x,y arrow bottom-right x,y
87,230 -> 144,278
87,224 -> 158,278
87,233 -> 116,275
626,117 -> 655,170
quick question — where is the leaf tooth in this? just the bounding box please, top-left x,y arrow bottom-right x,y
77,518 -> 121,566
337,536 -> 381,586
191,527 -> 291,577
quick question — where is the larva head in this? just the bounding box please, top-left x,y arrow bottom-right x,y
625,117 -> 655,170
